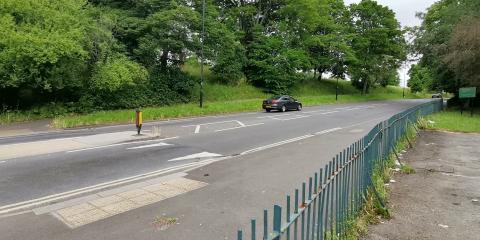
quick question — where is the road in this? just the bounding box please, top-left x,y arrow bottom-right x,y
0,99 -> 430,240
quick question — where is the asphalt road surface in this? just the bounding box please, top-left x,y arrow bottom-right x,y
0,99 -> 431,240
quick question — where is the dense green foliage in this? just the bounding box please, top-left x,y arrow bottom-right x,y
1,0 -> 407,113
407,64 -> 432,93
411,0 -> 480,94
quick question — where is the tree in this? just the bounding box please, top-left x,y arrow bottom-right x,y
0,0 -> 90,90
412,0 -> 480,93
443,17 -> 480,88
408,64 -> 432,93
348,0 -> 406,94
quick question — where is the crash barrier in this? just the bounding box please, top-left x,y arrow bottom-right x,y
237,99 -> 443,240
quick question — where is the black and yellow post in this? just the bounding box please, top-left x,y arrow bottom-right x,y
135,109 -> 143,135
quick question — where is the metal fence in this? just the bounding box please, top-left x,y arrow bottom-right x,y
237,100 -> 443,240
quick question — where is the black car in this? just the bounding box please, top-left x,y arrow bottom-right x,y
431,93 -> 442,98
262,95 -> 302,112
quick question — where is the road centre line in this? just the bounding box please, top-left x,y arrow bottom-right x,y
275,115 -> 311,121
66,136 -> 179,153
215,123 -> 265,132
239,127 -> 342,155
315,127 -> 342,135
182,120 -> 239,128
0,158 -> 221,215
319,111 -> 339,115
240,134 -> 315,155
257,114 -> 293,119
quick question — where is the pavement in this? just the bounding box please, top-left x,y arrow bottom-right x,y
0,119 -> 54,137
365,131 -> 480,240
0,99 -> 432,240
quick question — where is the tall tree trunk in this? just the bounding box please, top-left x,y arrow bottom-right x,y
317,69 -> 324,81
362,80 -> 368,95
313,68 -> 317,79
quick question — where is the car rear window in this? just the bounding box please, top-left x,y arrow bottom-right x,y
269,96 -> 282,100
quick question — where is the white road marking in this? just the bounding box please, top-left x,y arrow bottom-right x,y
66,137 -> 179,153
275,115 -> 311,121
320,111 -> 339,115
183,120 -> 245,134
315,127 -> 342,135
236,120 -> 246,127
241,127 -> 343,155
257,114 -> 292,119
52,177 -> 208,229
241,134 -> 315,155
182,120 -> 239,128
0,161 -> 5,164
168,152 -> 223,162
126,142 -> 171,150
0,159 -> 222,215
215,123 -> 265,132
341,117 -> 387,129
302,109 -> 329,114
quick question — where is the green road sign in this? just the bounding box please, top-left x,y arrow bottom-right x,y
459,87 -> 476,98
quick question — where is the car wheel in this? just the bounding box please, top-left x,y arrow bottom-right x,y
297,104 -> 302,111
266,109 -> 271,112
281,105 -> 286,112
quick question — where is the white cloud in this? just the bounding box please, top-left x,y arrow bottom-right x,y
344,0 -> 436,27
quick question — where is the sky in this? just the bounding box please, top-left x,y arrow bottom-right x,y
344,0 -> 438,86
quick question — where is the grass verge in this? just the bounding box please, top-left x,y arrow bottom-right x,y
1,79 -> 427,128
423,109 -> 480,133
51,83 -> 425,128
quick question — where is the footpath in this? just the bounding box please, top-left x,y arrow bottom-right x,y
366,131 -> 480,240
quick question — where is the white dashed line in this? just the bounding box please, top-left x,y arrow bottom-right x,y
320,111 -> 339,114
126,142 -> 171,150
315,127 -> 342,135
66,137 -> 179,153
215,123 -> 265,132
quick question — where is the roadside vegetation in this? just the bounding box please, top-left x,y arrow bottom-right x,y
423,109 -> 480,133
344,123 -> 419,239
408,0 -> 479,100
1,0 -> 411,127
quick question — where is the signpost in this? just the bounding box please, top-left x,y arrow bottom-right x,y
459,87 -> 476,116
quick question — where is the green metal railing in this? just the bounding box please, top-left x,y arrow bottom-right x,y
237,100 -> 443,240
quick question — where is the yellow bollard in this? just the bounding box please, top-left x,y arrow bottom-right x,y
135,109 -> 143,135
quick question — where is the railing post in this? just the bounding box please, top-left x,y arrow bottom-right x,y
273,205 -> 282,240
252,219 -> 257,240
264,210 -> 268,240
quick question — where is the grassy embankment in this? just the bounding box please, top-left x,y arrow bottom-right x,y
423,108 -> 480,133
48,81 -> 425,128
1,61 -> 427,128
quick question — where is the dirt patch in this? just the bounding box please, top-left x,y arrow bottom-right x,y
365,131 -> 480,240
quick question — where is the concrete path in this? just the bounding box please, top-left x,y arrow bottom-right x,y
366,131 -> 480,240
0,119 -> 54,137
